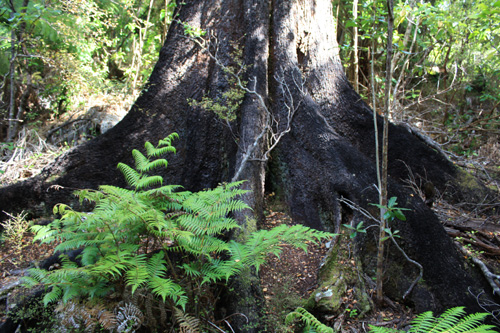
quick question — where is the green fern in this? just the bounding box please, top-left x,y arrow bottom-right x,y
368,306 -> 497,333
26,133 -> 335,331
285,307 -> 334,333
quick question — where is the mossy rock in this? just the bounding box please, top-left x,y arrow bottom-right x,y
306,234 -> 371,316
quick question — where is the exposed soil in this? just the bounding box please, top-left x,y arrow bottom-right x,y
258,198 -> 417,332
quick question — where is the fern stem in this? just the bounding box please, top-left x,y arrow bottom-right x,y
164,251 -> 179,281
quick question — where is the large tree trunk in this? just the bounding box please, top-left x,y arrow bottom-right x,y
1,0 -> 498,329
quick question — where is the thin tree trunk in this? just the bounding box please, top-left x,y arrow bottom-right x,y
7,25 -> 16,142
376,0 -> 394,305
353,0 -> 359,93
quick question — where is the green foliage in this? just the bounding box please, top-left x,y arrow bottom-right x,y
182,22 -> 206,38
26,133 -> 333,330
7,296 -> 58,333
370,196 -> 410,223
0,0 -> 175,136
369,306 -> 497,333
189,43 -> 247,122
343,221 -> 367,239
285,307 -> 334,333
1,211 -> 30,254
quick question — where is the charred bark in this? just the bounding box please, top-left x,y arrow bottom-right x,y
1,0 -> 498,330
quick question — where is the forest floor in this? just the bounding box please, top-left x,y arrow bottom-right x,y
1,98 -> 500,331
0,193 -> 499,331
0,201 -> 418,332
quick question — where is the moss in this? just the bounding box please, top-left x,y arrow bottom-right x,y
456,169 -> 483,191
46,172 -> 65,183
306,234 -> 371,316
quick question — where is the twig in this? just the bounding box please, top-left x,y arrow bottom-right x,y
457,242 -> 500,296
338,197 -> 423,299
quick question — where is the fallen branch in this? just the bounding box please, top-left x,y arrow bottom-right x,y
445,228 -> 500,256
456,242 -> 500,296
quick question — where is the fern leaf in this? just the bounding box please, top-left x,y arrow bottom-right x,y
148,276 -> 187,309
31,224 -> 58,243
144,141 -> 156,157
136,175 -> 163,190
156,133 -> 179,150
174,308 -> 200,333
143,158 -> 169,172
285,307 -> 333,333
43,286 -> 62,305
181,262 -> 202,278
147,252 -> 168,278
81,246 -> 101,266
445,313 -> 495,333
132,149 -> 150,171
150,145 -> 177,157
125,254 -> 148,294
378,307 -> 499,333
117,162 -> 140,187
430,307 -> 467,332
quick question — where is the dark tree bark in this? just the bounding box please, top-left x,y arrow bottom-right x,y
1,0 -> 498,330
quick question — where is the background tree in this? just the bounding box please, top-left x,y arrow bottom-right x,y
0,0 -> 175,141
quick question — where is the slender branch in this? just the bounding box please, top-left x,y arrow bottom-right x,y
339,196 -> 422,301
376,0 -> 394,305
457,242 -> 500,296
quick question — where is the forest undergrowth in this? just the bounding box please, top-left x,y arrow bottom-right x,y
0,91 -> 499,331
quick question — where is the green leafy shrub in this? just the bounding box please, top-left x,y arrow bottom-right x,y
25,133 -> 333,330
369,306 -> 497,333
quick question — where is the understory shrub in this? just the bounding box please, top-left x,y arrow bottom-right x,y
25,133 -> 333,331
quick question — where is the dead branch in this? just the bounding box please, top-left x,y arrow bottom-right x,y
456,242 -> 500,296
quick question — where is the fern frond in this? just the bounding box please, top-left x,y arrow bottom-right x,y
43,286 -> 62,305
174,308 -> 200,333
100,185 -> 135,199
117,162 -> 140,187
31,224 -> 59,243
136,175 -> 163,190
74,189 -> 105,204
181,262 -> 203,278
81,246 -> 101,266
156,133 -> 179,151
150,145 -> 177,157
132,149 -> 149,171
142,158 -> 169,172
285,307 -> 333,333
429,307 -> 467,332
125,254 -> 148,294
148,276 -> 187,309
178,235 -> 229,256
62,285 -> 82,303
144,141 -> 156,157
445,312 -> 495,333
369,307 -> 497,333
147,252 -> 168,278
